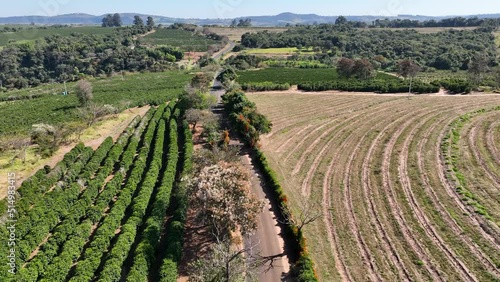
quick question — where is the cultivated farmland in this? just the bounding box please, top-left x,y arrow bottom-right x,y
0,26 -> 115,46
248,92 -> 500,281
142,28 -> 219,52
0,71 -> 191,136
237,68 -> 397,85
0,103 -> 193,281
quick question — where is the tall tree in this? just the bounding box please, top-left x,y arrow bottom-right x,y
102,14 -> 113,27
112,13 -> 122,27
188,161 -> 263,239
352,59 -> 374,79
336,57 -> 355,77
133,15 -> 144,27
146,16 -> 155,29
335,15 -> 348,25
397,59 -> 421,93
468,55 -> 489,87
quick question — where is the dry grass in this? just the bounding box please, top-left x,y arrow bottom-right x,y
208,27 -> 287,42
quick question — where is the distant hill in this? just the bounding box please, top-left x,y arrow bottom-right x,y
0,12 -> 499,26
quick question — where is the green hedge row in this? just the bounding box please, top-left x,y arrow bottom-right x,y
18,113 -> 149,281
68,108 -> 161,282
16,143 -> 85,211
16,145 -> 95,261
432,79 -> 472,94
298,79 -> 439,93
127,116 -> 179,281
98,106 -> 169,281
158,119 -> 193,282
241,82 -> 291,92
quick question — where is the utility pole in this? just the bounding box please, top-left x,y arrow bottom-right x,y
63,81 -> 68,96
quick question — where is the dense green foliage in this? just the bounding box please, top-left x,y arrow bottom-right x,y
223,90 -> 272,146
369,17 -> 500,28
241,25 -> 497,71
241,82 -> 291,91
0,100 -> 197,281
237,68 -> 397,84
126,114 -> 179,281
432,78 -> 473,93
0,26 -> 184,90
158,119 -> 193,282
298,79 -> 439,93
0,71 -> 190,136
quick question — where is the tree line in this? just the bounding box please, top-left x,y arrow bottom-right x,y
240,24 -> 497,72
0,26 -> 183,90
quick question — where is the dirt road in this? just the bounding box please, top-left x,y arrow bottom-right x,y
241,153 -> 291,281
210,83 -> 291,281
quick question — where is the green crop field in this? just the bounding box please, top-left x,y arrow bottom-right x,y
143,28 -> 219,52
0,71 -> 191,136
244,47 -> 315,55
0,104 -> 193,281
0,26 -> 114,46
237,68 -> 398,85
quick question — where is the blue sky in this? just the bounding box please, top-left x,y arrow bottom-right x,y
3,0 -> 500,18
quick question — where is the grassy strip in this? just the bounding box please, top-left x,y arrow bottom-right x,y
441,106 -> 500,219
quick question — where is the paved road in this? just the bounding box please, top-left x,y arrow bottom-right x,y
211,41 -> 236,60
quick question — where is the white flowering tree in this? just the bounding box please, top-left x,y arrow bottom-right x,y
188,161 -> 263,239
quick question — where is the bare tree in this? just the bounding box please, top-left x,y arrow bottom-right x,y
189,237 -> 259,282
280,197 -> 322,234
77,103 -> 118,127
75,79 -> 93,107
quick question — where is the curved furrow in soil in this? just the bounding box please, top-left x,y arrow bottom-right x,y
273,96 -> 371,151
436,109 -> 500,247
318,98 -> 427,281
266,94 -> 367,123
292,96 -> 403,176
321,167 -> 351,282
280,97 -> 399,161
342,131 -> 383,282
264,95 -> 359,136
304,100 -> 409,280
396,108 -> 478,281
485,120 -> 500,165
298,97 -> 406,196
363,102 -> 448,281
415,113 -> 500,277
273,124 -> 312,153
